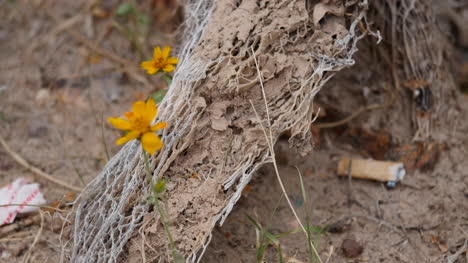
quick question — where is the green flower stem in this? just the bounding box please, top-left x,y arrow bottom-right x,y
142,150 -> 178,261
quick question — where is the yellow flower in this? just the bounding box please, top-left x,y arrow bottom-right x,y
141,46 -> 178,74
108,98 -> 167,154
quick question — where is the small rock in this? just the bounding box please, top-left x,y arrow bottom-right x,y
341,238 -> 363,258
211,117 -> 229,131
35,89 -> 50,104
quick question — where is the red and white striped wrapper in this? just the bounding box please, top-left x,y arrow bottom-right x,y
0,178 -> 46,226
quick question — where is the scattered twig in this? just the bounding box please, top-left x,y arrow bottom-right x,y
314,88 -> 396,129
45,9 -> 150,87
0,135 -> 83,192
0,215 -> 41,238
0,235 -> 35,243
25,14 -> 84,60
314,101 -> 392,128
0,203 -> 69,238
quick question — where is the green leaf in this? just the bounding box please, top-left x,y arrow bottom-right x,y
274,227 -> 302,239
150,89 -> 167,104
136,14 -> 150,25
116,3 -> 135,16
0,111 -> 5,121
277,244 -> 284,263
264,231 -> 280,246
245,214 -> 263,231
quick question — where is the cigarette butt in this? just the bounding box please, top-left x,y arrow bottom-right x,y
337,158 -> 405,186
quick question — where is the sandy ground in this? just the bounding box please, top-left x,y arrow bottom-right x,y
204,101 -> 468,262
0,0 -> 467,262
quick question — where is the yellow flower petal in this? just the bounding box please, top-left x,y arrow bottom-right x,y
153,47 -> 162,60
132,101 -> 147,117
116,130 -> 140,145
141,61 -> 159,74
108,117 -> 132,130
162,46 -> 171,59
141,132 -> 163,155
144,98 -> 157,123
151,122 -> 167,131
162,64 -> 175,72
141,61 -> 153,69
124,112 -> 137,122
166,57 -> 178,65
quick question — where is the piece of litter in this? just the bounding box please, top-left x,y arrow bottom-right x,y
0,178 -> 46,226
337,157 -> 405,188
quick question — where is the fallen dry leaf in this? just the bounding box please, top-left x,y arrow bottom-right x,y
347,128 -> 391,160
416,142 -> 440,171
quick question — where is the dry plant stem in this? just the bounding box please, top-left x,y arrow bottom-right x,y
250,49 -> 323,263
0,135 -> 83,192
314,100 -> 393,129
325,246 -> 334,263
0,204 -> 68,213
142,152 -> 177,261
22,211 -> 44,263
0,235 -> 35,243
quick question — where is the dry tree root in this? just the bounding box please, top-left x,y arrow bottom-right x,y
68,0 -> 459,262
367,0 -> 459,141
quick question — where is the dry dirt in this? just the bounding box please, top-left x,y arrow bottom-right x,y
0,0 -> 467,262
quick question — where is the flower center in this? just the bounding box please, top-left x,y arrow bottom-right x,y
154,57 -> 166,67
132,116 -> 150,133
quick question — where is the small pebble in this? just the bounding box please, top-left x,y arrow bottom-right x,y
35,89 -> 50,104
341,238 -> 363,258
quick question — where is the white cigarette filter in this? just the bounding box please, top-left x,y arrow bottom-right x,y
337,157 -> 405,187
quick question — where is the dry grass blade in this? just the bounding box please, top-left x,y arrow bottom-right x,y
250,48 -> 324,263
0,204 -> 68,213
